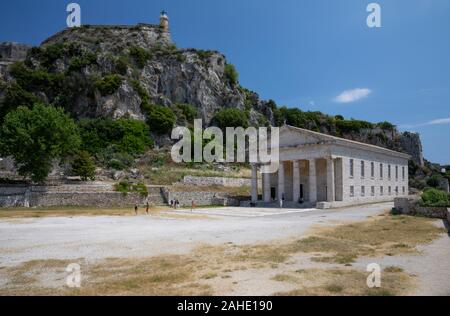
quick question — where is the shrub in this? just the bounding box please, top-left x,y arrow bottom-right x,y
212,108 -> 249,129
132,182 -> 148,197
143,104 -> 177,134
108,159 -> 126,171
335,119 -> 374,134
9,62 -> 63,92
129,46 -> 152,68
71,150 -> 96,181
115,56 -> 129,75
114,180 -> 148,197
114,180 -> 130,194
426,175 -> 442,188
67,52 -> 97,73
41,44 -> 65,67
176,103 -> 198,122
196,50 -> 214,60
377,121 -> 396,130
131,80 -> 150,108
419,188 -> 450,207
95,75 -> 122,96
224,64 -> 238,86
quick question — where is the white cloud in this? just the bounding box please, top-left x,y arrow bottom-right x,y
334,88 -> 372,103
428,118 -> 450,125
400,117 -> 450,129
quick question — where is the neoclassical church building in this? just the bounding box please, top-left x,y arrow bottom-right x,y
250,125 -> 410,209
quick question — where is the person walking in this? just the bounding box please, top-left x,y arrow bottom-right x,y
145,201 -> 150,215
134,204 -> 138,215
191,200 -> 196,212
279,194 -> 285,209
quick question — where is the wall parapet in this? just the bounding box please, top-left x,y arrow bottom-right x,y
394,196 -> 448,219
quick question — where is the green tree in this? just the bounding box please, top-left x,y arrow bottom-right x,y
0,104 -> 81,182
71,150 -> 96,181
115,118 -> 154,154
144,105 -> 177,134
212,108 -> 249,130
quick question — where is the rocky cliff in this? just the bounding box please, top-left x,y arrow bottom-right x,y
0,23 -> 425,166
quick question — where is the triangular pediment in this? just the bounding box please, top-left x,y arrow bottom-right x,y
279,125 -> 330,147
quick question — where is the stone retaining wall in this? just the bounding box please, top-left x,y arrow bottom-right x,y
182,176 -> 252,188
394,196 -> 448,219
0,184 -> 166,207
162,188 -> 240,207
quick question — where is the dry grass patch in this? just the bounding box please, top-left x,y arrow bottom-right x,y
287,214 -> 445,264
0,255 -> 213,296
0,206 -> 170,219
273,268 -> 414,296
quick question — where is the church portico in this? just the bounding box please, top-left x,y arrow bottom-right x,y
249,126 -> 410,209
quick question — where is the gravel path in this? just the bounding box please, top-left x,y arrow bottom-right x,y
0,203 -> 390,267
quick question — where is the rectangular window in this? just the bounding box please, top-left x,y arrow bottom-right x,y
395,166 -> 399,181
361,161 -> 365,178
389,186 -> 392,195
402,166 -> 405,181
371,186 -> 375,196
361,186 -> 365,197
395,186 -> 399,195
402,186 -> 406,195
388,165 -> 391,179
380,186 -> 384,196
380,163 -> 383,179
350,186 -> 355,197
349,159 -> 354,177
371,162 -> 375,178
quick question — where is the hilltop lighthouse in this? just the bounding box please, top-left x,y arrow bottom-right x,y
160,10 -> 169,31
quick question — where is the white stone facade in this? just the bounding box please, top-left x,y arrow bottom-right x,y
251,126 -> 410,209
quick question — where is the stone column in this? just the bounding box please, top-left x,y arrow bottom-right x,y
309,159 -> 317,203
278,162 -> 285,201
292,160 -> 300,203
263,168 -> 271,202
251,164 -> 258,203
327,157 -> 335,202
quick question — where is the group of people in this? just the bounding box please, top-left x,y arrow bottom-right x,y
133,199 -> 197,215
169,199 -> 181,209
134,202 -> 150,215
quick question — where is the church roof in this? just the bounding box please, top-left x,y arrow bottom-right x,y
280,125 -> 411,159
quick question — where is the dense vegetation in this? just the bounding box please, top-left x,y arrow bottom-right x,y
143,104 -> 177,134
212,108 -> 249,130
78,118 -> 154,170
419,188 -> 450,207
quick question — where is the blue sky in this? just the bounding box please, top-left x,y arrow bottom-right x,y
1,0 -> 449,164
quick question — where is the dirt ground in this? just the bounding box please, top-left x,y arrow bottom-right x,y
0,202 -> 449,296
